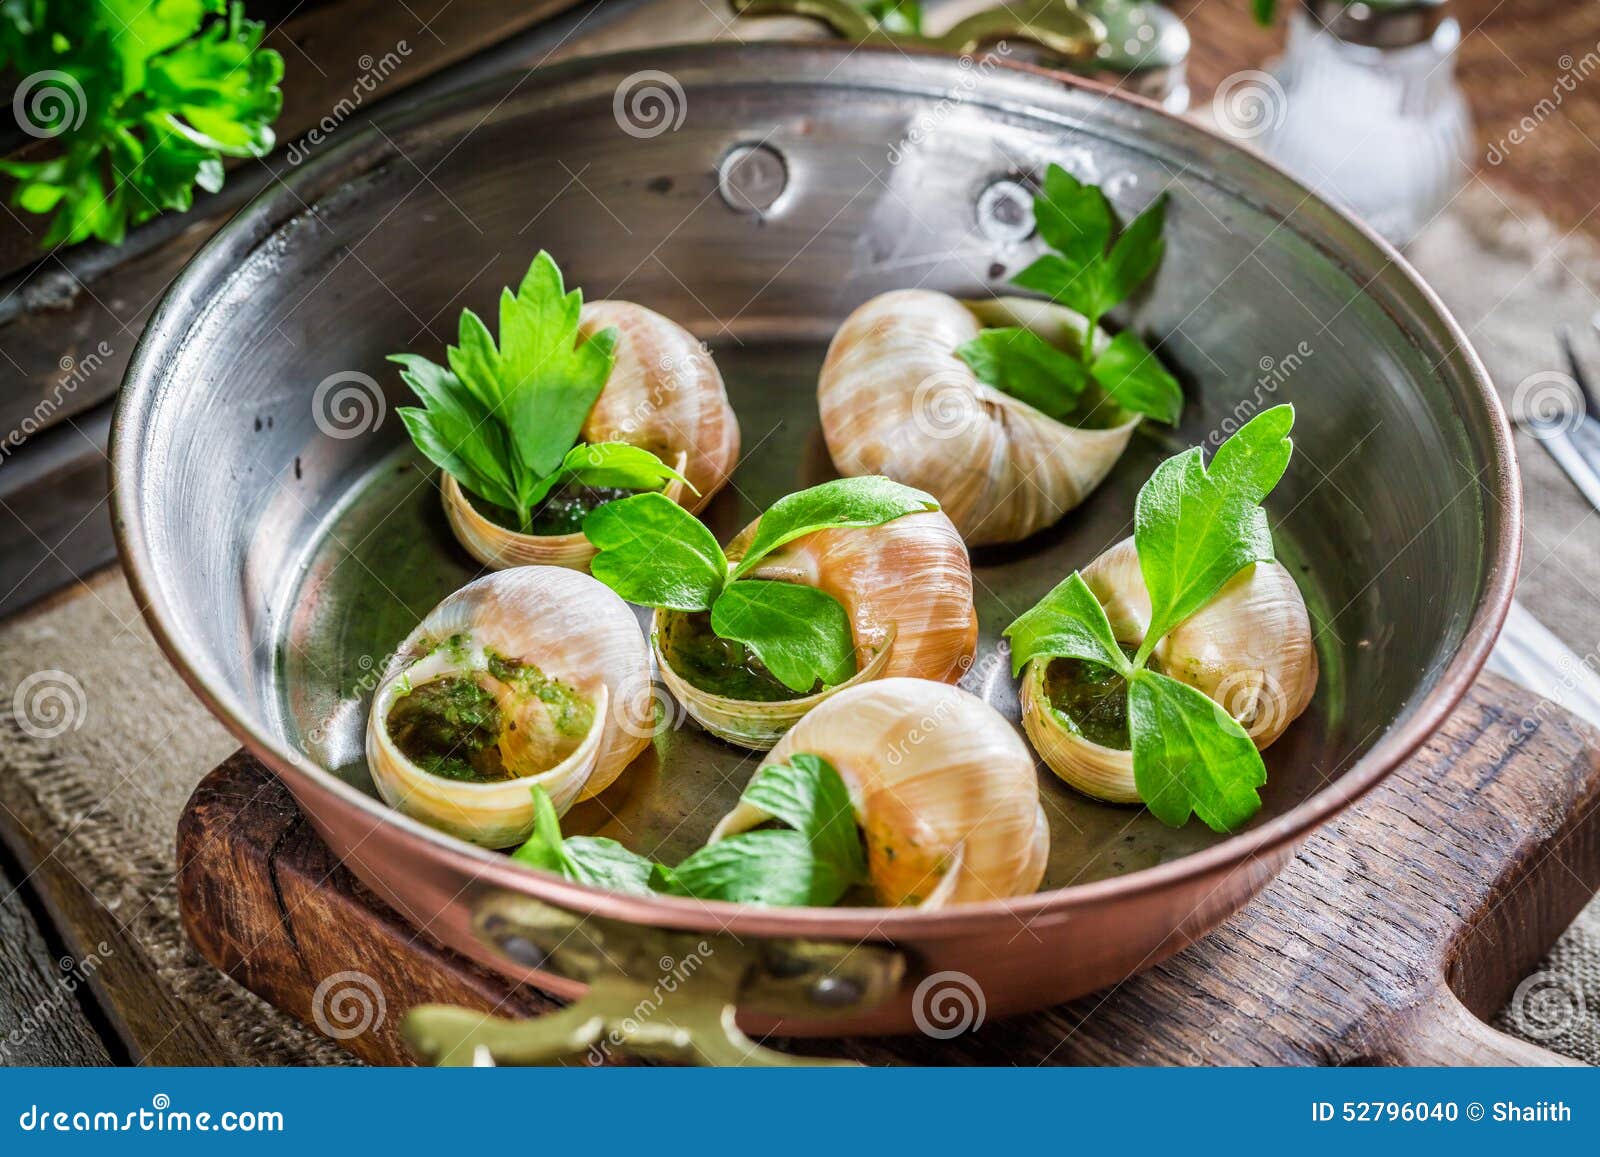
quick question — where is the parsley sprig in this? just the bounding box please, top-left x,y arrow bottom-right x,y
0,0 -> 283,248
514,754 -> 868,906
391,251 -> 690,532
957,163 -> 1182,428
583,476 -> 937,695
1004,405 -> 1298,832
860,0 -> 922,34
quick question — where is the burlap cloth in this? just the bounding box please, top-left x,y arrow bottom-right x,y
0,182 -> 1596,1066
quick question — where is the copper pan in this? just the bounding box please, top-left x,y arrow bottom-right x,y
112,44 -> 1518,1064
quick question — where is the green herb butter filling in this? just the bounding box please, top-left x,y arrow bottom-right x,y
386,677 -> 507,782
659,604 -> 847,702
386,649 -> 594,783
1043,644 -> 1143,751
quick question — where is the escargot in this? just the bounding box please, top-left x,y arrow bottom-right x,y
444,300 -> 740,571
365,567 -> 652,848
710,679 -> 1048,907
1020,537 -> 1318,804
818,290 -> 1145,547
654,507 -> 978,751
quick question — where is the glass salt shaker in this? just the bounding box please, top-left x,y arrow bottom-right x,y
1245,0 -> 1472,247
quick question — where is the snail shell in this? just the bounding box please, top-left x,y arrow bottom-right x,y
711,679 -> 1048,908
818,290 -> 1140,547
442,300 -> 740,571
655,509 -> 978,751
1020,537 -> 1318,804
365,567 -> 653,847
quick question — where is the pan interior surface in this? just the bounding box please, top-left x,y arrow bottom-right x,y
119,47 -> 1507,903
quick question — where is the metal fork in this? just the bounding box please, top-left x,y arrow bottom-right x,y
1523,321 -> 1600,516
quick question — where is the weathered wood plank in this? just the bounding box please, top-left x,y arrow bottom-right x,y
0,849 -> 114,1066
177,672 -> 1598,1066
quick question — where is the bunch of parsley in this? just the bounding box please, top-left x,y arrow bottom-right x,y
515,754 -> 868,906
0,0 -> 283,247
393,251 -> 691,532
1005,404 -> 1298,833
583,476 -> 937,695
957,163 -> 1182,428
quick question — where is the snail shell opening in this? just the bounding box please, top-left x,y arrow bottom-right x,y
437,295 -> 738,572
1021,537 -> 1317,804
654,506 -> 978,751
364,567 -> 653,846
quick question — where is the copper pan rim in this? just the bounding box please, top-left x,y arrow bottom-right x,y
111,42 -> 1522,942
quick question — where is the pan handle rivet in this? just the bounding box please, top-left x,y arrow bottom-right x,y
718,143 -> 789,214
809,975 -> 864,1008
976,178 -> 1036,243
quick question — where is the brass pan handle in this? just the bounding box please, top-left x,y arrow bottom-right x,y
403,891 -> 905,1067
730,0 -> 1106,62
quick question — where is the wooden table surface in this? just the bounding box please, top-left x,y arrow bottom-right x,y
1,0 -> 1597,1067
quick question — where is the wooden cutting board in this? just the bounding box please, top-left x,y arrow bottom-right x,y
176,671 -> 1599,1066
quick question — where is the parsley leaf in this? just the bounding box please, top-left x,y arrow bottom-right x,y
1128,668 -> 1267,831
583,492 -> 727,611
661,754 -> 867,906
511,787 -> 656,895
1004,572 -> 1130,678
526,442 -> 696,508
1091,331 -> 1183,425
443,251 -> 617,485
955,327 -> 1089,422
1133,404 -> 1293,663
1002,405 -> 1298,833
393,252 -> 687,531
586,476 -> 938,699
0,1 -> 283,248
729,476 -> 938,580
710,580 -> 857,693
513,757 -> 868,908
962,166 -> 1179,425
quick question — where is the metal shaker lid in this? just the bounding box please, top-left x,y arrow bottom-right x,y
1302,0 -> 1448,49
